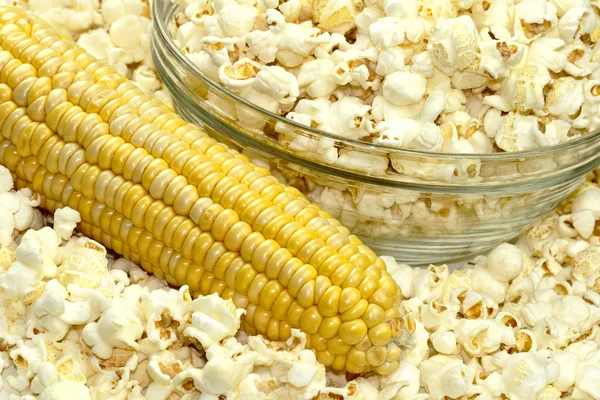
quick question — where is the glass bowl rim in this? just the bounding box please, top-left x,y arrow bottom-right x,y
152,0 -> 600,162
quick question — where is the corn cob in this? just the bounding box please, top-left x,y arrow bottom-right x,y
0,7 -> 407,374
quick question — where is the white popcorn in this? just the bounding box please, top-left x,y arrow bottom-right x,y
376,47 -> 407,77
52,208 -> 80,241
462,266 -> 508,304
101,0 -> 148,24
502,352 -> 560,400
56,238 -> 108,292
559,7 -> 597,43
297,59 -> 337,98
494,113 -> 548,152
572,247 -> 600,282
327,97 -> 371,139
479,35 -> 526,80
430,330 -> 458,354
108,15 -> 150,63
379,361 -> 420,400
573,188 -> 600,217
253,66 -> 299,108
336,150 -> 389,175
382,71 -> 426,106
571,210 -> 595,239
6,2 -> 600,400
369,17 -> 405,48
546,77 -> 585,121
411,51 -> 435,78
12,189 -> 40,232
420,355 -> 473,400
38,381 -> 91,400
372,118 -> 422,148
82,300 -> 144,358
276,24 -> 328,67
0,206 -> 14,248
173,353 -> 253,396
141,286 -> 190,350
403,320 -> 429,365
454,319 -> 516,357
513,0 -> 558,43
238,86 -> 280,130
132,65 -> 162,94
486,243 -> 525,282
183,293 -> 243,348
471,0 -> 513,37
0,165 -> 13,193
288,133 -> 338,164
428,15 -> 480,75
312,0 -> 357,34
27,0 -> 102,33
217,3 -> 258,36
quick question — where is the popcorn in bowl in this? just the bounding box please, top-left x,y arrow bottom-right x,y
172,0 -> 600,155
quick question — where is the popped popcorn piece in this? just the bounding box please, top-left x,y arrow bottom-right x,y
52,208 -> 80,241
420,355 -> 473,399
486,243 -> 525,282
108,15 -> 151,64
501,352 -> 560,400
38,381 -> 91,400
183,293 -> 244,347
382,71 -> 426,106
82,298 -> 145,358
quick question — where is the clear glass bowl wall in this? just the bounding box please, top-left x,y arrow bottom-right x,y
151,0 -> 600,264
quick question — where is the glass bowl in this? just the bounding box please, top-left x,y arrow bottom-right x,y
151,0 -> 600,264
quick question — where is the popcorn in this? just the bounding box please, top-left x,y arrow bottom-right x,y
379,361 -> 421,400
108,15 -> 150,64
82,299 -> 145,358
297,59 -> 337,98
572,247 -> 600,282
420,355 -> 473,399
52,208 -> 80,242
430,330 -> 458,354
513,0 -> 558,43
27,0 -> 102,34
253,66 -> 299,108
369,17 -> 405,48
559,7 -> 598,43
183,293 -> 244,348
382,71 -> 426,106
38,381 -> 91,400
428,15 -> 480,75
327,97 -> 371,139
174,353 -> 253,396
101,0 -> 149,25
486,243 -> 525,282
501,352 -> 560,400
454,319 -> 516,357
0,165 -> 13,194
141,286 -> 190,350
573,187 -> 600,216
217,3 -> 258,36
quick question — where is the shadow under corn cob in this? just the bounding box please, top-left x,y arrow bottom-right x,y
0,6 -> 408,374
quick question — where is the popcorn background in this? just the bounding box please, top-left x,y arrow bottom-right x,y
0,1 -> 599,400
